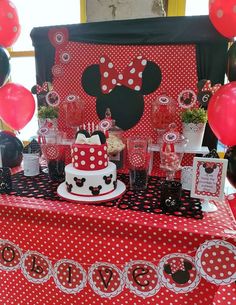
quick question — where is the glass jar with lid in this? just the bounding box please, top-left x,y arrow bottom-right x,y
105,109 -> 125,169
63,94 -> 84,129
151,94 -> 176,143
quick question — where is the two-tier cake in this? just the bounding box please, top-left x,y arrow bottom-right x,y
64,130 -> 117,197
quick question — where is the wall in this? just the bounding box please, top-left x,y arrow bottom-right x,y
86,0 -> 167,22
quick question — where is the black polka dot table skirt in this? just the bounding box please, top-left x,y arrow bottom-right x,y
7,171 -> 203,219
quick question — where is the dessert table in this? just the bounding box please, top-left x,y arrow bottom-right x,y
0,173 -> 235,305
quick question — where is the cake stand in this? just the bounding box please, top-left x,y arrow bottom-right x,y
57,180 -> 126,204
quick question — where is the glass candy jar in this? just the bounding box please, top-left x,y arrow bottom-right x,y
159,124 -> 188,181
151,94 -> 176,143
63,95 -> 84,129
107,120 -> 125,169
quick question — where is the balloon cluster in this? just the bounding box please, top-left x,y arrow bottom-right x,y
209,0 -> 236,189
0,0 -> 35,131
207,0 -> 236,147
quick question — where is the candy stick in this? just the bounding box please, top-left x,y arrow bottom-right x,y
88,122 -> 91,134
0,145 -> 3,168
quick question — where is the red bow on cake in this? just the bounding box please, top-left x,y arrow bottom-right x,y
99,55 -> 147,94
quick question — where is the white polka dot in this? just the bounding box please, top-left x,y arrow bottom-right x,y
104,72 -> 109,78
128,61 -> 133,66
130,68 -> 135,74
80,151 -> 85,156
100,57 -> 105,63
112,79 -> 117,85
81,160 -> 86,165
228,194 -> 235,200
75,162 -> 78,167
137,55 -> 142,59
90,156 -> 95,161
139,72 -> 142,78
9,2 -> 16,8
90,148 -> 95,153
74,155 -> 78,160
141,59 -> 147,66
217,9 -> 223,18
128,79 -> 134,85
102,85 -> 107,91
108,62 -> 113,68
135,86 -> 141,91
98,151 -> 102,156
118,74 -> 123,80
71,149 -> 74,154
104,146 -> 107,151
7,13 -> 13,19
104,162 -> 108,167
90,164 -> 95,169
98,160 -> 103,165
104,154 -> 107,159
74,147 -> 78,152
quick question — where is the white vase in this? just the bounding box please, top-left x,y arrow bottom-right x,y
38,118 -> 58,131
182,123 -> 206,150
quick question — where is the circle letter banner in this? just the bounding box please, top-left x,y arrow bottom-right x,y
158,253 -> 201,293
53,259 -> 87,294
124,260 -> 161,298
195,239 -> 236,285
21,251 -> 52,283
88,262 -> 125,298
0,239 -> 22,271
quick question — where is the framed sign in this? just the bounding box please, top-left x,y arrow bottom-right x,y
191,157 -> 228,202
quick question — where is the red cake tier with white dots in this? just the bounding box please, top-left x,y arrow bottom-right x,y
71,143 -> 108,171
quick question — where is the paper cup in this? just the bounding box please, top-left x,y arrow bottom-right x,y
23,154 -> 40,176
181,166 -> 193,190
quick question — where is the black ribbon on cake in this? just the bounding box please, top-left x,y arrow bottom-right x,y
6,170 -> 203,219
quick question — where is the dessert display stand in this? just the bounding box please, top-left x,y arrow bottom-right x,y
0,16 -> 235,305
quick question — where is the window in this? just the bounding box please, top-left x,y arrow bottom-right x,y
9,0 -> 81,141
185,0 -> 209,16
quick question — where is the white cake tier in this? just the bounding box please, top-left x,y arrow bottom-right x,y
65,162 -> 117,197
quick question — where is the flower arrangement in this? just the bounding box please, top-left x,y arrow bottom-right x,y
181,108 -> 207,124
38,106 -> 59,120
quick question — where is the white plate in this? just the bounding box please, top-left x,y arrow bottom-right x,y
57,180 -> 126,204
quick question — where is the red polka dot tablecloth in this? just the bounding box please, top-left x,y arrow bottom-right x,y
0,192 -> 235,305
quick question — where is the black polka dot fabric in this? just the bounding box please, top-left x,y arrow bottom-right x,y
7,171 -> 203,219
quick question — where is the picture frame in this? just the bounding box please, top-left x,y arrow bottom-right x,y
191,157 -> 228,212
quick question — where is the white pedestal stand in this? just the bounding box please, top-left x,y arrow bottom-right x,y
201,199 -> 218,212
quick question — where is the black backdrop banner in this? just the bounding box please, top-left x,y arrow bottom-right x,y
30,16 -> 229,149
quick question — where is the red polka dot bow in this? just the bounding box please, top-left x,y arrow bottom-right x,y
99,55 -> 147,94
170,259 -> 185,273
36,82 -> 49,94
202,80 -> 221,95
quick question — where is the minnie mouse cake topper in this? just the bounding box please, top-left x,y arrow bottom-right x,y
82,55 -> 162,130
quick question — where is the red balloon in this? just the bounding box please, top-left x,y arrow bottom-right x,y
0,83 -> 35,130
209,0 -> 236,38
0,0 -> 21,48
208,82 -> 236,146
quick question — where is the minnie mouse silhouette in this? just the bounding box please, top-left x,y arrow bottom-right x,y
164,260 -> 193,284
197,79 -> 221,109
82,55 -> 162,130
203,162 -> 217,174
